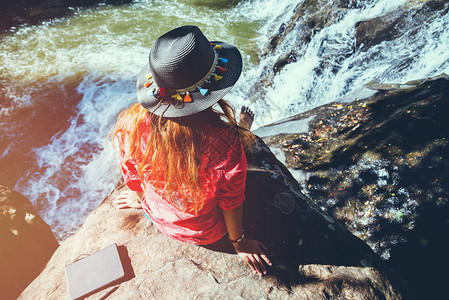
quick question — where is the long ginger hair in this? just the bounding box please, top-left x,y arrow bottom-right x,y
112,99 -> 255,214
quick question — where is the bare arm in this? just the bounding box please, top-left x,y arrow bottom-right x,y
222,204 -> 272,276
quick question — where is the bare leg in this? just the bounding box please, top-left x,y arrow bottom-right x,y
112,188 -> 143,209
239,106 -> 255,130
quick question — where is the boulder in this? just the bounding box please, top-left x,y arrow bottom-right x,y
19,139 -> 407,299
261,75 -> 449,299
355,0 -> 448,52
0,185 -> 59,299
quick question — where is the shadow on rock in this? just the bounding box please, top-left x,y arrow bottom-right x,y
389,202 -> 449,300
241,138 -> 393,290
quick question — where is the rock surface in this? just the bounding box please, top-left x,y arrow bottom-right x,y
355,0 -> 448,51
261,75 -> 449,299
0,185 -> 59,300
19,140 -> 407,299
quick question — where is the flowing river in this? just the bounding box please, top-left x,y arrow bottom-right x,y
1,0 -> 448,241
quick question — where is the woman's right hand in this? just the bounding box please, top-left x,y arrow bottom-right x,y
233,238 -> 272,276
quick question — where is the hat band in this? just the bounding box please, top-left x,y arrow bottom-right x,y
174,51 -> 218,93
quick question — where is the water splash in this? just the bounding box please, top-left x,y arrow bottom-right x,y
14,75 -> 133,239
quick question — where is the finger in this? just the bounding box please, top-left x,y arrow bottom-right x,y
257,241 -> 267,250
257,241 -> 268,253
260,253 -> 272,266
112,201 -> 124,207
113,198 -> 127,203
247,255 -> 262,276
114,195 -> 130,202
255,242 -> 272,266
244,257 -> 257,274
253,255 -> 267,275
115,203 -> 130,209
117,190 -> 129,196
118,190 -> 133,197
113,200 -> 130,207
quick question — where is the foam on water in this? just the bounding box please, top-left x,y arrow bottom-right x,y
15,75 -> 135,238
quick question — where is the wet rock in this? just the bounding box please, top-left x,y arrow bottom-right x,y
273,51 -> 298,74
0,185 -> 59,299
20,139 -> 406,299
261,0 -> 351,58
250,0 -> 356,102
262,74 -> 449,299
355,0 -> 449,52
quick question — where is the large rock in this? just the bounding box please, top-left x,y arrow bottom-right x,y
19,140 -> 407,299
260,75 -> 449,299
0,185 -> 59,299
355,0 -> 448,51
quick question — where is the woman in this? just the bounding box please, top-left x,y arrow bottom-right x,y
112,25 -> 271,276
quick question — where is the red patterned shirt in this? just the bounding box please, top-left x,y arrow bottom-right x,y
120,122 -> 247,245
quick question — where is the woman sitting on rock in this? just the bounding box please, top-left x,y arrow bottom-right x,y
111,25 -> 271,276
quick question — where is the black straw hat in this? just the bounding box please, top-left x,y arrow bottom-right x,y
136,25 -> 242,118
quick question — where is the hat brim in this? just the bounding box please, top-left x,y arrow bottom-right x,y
136,41 -> 242,118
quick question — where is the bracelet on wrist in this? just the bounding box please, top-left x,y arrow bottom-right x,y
229,231 -> 245,244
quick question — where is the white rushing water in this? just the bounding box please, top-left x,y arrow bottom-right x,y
1,0 -> 448,240
238,0 -> 449,127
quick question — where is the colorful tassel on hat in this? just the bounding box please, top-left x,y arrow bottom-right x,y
144,81 -> 153,88
184,92 -> 192,102
214,45 -> 222,50
199,88 -> 208,95
214,74 -> 223,81
171,93 -> 183,101
217,66 -> 227,73
159,87 -> 167,96
218,58 -> 228,63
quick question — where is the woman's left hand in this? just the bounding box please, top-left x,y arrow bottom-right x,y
233,238 -> 272,276
112,189 -> 143,209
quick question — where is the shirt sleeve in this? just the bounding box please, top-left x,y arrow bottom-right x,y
120,158 -> 143,192
116,131 -> 144,192
217,135 -> 247,210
